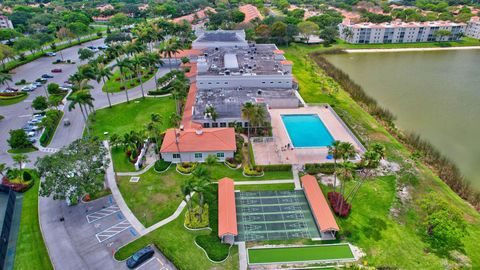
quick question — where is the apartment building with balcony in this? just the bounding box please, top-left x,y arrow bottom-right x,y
466,17 -> 480,39
339,20 -> 467,44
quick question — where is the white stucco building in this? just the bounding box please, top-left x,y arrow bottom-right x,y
0,15 -> 13,29
339,20 -> 467,44
466,18 -> 480,39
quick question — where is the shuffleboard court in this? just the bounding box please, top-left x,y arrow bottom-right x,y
248,244 -> 355,264
235,190 -> 320,241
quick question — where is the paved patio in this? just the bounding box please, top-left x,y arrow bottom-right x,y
253,105 -> 364,165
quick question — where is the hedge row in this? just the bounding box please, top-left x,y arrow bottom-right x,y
39,110 -> 63,147
147,88 -> 171,96
305,163 -> 337,175
257,164 -> 292,171
0,92 -> 27,100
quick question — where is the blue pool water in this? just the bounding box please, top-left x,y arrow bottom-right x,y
281,114 -> 334,147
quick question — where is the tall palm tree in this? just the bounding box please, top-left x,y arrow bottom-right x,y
336,160 -> 356,215
170,79 -> 188,114
146,53 -> 164,90
146,113 -> 163,152
241,102 -> 255,139
204,105 -> 218,123
95,63 -> 113,108
131,55 -> 146,98
116,58 -> 131,103
159,37 -> 180,70
0,163 -> 8,179
251,104 -> 267,136
170,112 -> 181,127
0,73 -> 12,88
191,165 -> 211,222
12,154 -> 30,181
68,90 -> 95,136
181,178 -> 195,223
345,149 -> 380,205
328,140 -> 343,192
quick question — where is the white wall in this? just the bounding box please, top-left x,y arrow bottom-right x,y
161,151 -> 234,163
196,74 -> 293,89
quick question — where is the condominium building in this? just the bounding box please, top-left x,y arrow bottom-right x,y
466,17 -> 480,39
0,15 -> 13,29
339,21 -> 467,44
180,30 -> 300,129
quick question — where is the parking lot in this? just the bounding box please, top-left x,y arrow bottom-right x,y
43,194 -> 176,270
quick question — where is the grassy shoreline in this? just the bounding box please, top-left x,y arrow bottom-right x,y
282,43 -> 480,268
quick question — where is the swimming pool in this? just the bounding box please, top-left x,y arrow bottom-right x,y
281,114 -> 334,148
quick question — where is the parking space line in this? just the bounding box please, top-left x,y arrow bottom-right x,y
135,257 -> 156,270
95,220 -> 131,243
86,205 -> 120,223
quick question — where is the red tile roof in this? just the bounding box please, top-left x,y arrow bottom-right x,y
301,175 -> 340,232
239,4 -> 263,24
273,49 -> 285,54
218,177 -> 238,237
173,7 -> 216,24
181,81 -> 202,129
160,128 -> 236,153
163,49 -> 203,59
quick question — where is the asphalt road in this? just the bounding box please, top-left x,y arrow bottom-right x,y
0,38 -> 106,166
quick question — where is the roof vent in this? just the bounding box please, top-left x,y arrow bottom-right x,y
180,125 -> 184,131
196,129 -> 203,135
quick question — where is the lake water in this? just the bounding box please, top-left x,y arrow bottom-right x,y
324,50 -> 480,188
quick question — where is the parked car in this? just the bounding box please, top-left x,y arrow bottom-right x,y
32,82 -> 42,88
33,113 -> 45,119
63,118 -> 70,126
6,87 -> 18,92
21,85 -> 35,92
59,87 -> 70,91
86,46 -> 99,52
28,138 -> 36,143
41,74 -> 54,79
51,68 -> 62,73
98,45 -> 109,50
126,246 -> 154,269
45,52 -> 56,57
36,78 -> 48,84
62,83 -> 73,88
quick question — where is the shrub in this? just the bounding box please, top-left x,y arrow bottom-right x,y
147,88 -> 171,96
185,204 -> 209,229
225,158 -> 237,168
176,162 -> 197,174
8,129 -> 32,149
195,234 -> 230,262
305,163 -> 337,174
22,170 -> 32,181
15,79 -> 27,85
243,164 -> 263,176
154,159 -> 171,172
258,164 -> 292,172
327,192 -> 351,217
39,110 -> 63,147
1,175 -> 34,193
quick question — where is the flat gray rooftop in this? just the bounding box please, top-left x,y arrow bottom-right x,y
197,44 -> 288,76
192,88 -> 299,120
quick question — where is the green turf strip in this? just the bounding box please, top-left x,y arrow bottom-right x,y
248,244 -> 354,264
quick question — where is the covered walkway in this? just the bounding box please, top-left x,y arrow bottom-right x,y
218,178 -> 238,244
301,175 -> 339,239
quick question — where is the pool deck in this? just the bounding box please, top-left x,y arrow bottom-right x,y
253,106 -> 364,165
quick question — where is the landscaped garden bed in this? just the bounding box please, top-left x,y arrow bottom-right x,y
0,91 -> 28,106
39,110 -> 64,147
243,164 -> 264,177
1,169 -> 35,192
176,162 -> 197,175
154,159 -> 171,173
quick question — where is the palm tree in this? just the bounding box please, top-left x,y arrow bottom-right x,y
170,79 -> 188,114
170,112 -> 181,127
191,166 -> 211,222
110,133 -> 120,148
181,178 -> 195,223
336,161 -> 356,215
0,163 -> 7,179
116,58 -> 131,103
95,63 -> 113,108
345,149 -> 381,204
0,73 -> 12,88
68,90 -> 95,136
241,102 -> 255,139
146,113 -> 163,152
146,53 -> 164,90
131,55 -> 146,98
328,140 -> 343,192
12,154 -> 30,181
204,105 -> 218,123
251,104 -> 267,136
159,37 -> 180,70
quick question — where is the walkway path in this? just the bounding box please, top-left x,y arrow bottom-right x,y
116,162 -> 156,176
103,141 -> 191,236
232,179 -> 295,185
237,242 -> 247,270
292,165 -> 302,190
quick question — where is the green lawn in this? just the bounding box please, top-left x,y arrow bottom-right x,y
89,97 -> 175,139
282,44 -> 480,268
114,208 -> 238,270
0,94 -> 28,106
111,147 -> 136,172
14,172 -> 53,270
248,244 -> 354,264
235,183 -> 295,192
210,164 -> 293,181
334,37 -> 480,49
102,68 -> 155,93
118,167 -> 184,227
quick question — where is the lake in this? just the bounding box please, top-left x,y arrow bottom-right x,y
324,49 -> 480,188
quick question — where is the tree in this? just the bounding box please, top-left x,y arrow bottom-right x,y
0,163 -> 7,179
181,178 -> 195,223
68,90 -> 95,136
159,38 -> 180,70
0,29 -> 22,41
205,154 -> 219,166
78,48 -> 95,62
0,73 -> 12,88
231,9 -> 246,23
271,21 -> 288,44
115,57 -> 132,103
420,194 -> 467,253
37,138 -> 109,203
8,129 -> 32,149
13,37 -> 40,54
67,22 -> 89,42
297,21 -> 319,43
32,96 -> 48,111
434,30 -> 452,41
204,105 -> 218,122
170,78 -> 188,114
170,112 -> 181,127
0,44 -> 15,69
131,55 -> 147,98
12,154 -> 30,180
95,63 -> 113,108
110,13 -> 130,29
320,26 -> 338,46
328,140 -> 343,192
255,24 -> 270,40
47,83 -> 61,95
191,165 -> 211,222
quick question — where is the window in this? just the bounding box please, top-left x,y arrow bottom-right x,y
203,123 -> 210,128
212,122 -> 218,127
173,153 -> 180,159
220,122 -> 226,127
195,153 -> 202,159
216,152 -> 224,158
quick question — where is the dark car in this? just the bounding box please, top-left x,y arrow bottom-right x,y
41,74 -> 54,79
6,87 -> 18,92
126,246 -> 154,269
35,78 -> 48,84
51,68 -> 62,73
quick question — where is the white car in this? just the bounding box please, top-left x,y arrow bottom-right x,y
21,85 -> 34,92
59,86 -> 71,91
45,52 -> 56,57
